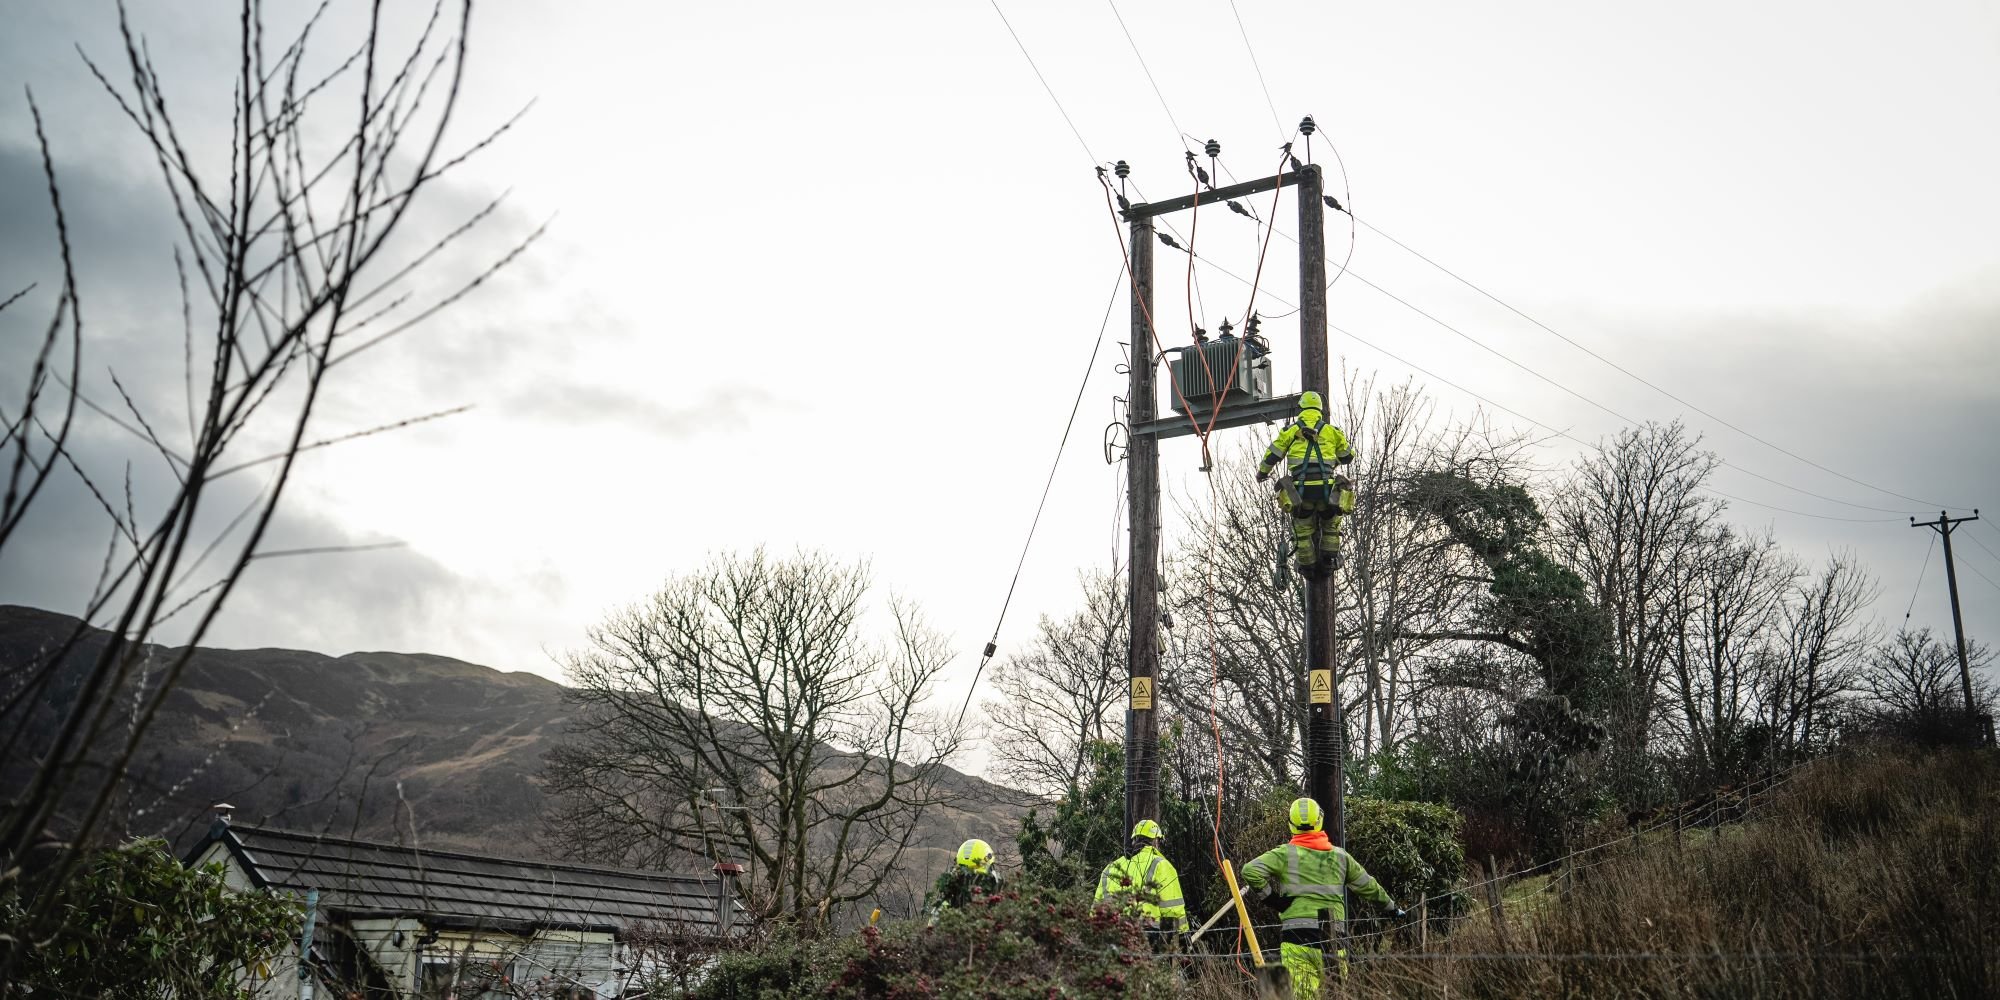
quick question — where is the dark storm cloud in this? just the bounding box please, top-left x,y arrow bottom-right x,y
0,426 -> 475,656
0,27 -> 555,657
1581,283 -> 2000,654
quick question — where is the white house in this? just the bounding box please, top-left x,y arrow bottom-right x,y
187,808 -> 748,999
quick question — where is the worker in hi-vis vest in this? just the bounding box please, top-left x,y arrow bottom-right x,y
1093,819 -> 1187,945
1254,390 -> 1355,577
927,838 -> 1000,916
1240,798 -> 1407,994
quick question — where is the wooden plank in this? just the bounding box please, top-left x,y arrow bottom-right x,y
1124,170 -> 1300,219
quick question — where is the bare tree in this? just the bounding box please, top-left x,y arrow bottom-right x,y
1159,453 -> 1308,788
1859,627 -> 1995,731
543,549 -> 966,927
1550,420 -> 1723,792
1,1 -> 529,986
1663,525 -> 1792,789
982,570 -> 1127,796
1755,552 -> 1878,754
1151,375 -> 1545,790
1334,374 -> 1537,761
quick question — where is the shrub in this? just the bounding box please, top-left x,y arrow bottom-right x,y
691,926 -> 841,1000
1344,798 -> 1468,922
0,838 -> 301,1000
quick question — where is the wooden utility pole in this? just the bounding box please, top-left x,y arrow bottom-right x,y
1125,216 -> 1160,838
1911,509 -> 1982,718
1120,154 -> 1340,844
1294,164 -> 1342,847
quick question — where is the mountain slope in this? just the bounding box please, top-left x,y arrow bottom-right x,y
0,605 -> 1023,890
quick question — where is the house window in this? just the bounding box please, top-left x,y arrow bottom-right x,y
419,955 -> 518,999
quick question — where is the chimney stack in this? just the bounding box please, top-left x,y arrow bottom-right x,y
712,862 -> 743,937
209,802 -> 236,840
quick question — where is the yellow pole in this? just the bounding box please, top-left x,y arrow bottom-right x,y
1220,859 -> 1268,967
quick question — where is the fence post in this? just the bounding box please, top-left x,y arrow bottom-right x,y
1483,856 -> 1509,952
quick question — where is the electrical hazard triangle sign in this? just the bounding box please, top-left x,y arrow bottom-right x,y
1130,676 -> 1154,711
1309,669 -> 1333,705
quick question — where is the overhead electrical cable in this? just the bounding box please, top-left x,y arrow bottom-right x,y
1328,320 -> 1902,524
1224,0 -> 1287,139
985,0 -> 1098,165
1106,0 -> 1190,152
1963,531 -> 2000,596
1351,217 -> 1968,512
1219,191 -> 1945,517
1216,211 -> 1937,518
956,267 -> 1125,727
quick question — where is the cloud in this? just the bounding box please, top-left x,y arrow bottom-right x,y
506,382 -> 776,438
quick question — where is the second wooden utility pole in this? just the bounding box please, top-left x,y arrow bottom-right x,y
1911,509 -> 1982,719
1295,166 -> 1343,846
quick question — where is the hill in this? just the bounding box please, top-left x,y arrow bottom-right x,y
0,605 -> 1025,888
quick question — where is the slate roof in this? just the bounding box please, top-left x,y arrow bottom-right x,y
195,823 -> 748,936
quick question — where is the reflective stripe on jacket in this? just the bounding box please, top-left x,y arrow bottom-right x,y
1257,408 -> 1353,485
1239,841 -> 1391,931
1094,846 -> 1187,923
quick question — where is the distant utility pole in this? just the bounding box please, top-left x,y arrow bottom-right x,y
1121,149 -> 1342,846
1911,509 -> 1982,716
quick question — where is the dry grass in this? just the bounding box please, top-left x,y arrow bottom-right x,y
1328,748 -> 2000,999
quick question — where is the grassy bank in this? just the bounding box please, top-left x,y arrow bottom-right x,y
1339,747 -> 1999,998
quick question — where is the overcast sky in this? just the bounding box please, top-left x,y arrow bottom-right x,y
3,1 -> 1996,750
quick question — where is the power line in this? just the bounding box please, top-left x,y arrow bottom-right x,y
1078,0 -> 1943,522
1227,201 -> 1943,518
1962,530 -> 2000,597
1906,534 -> 1935,622
1224,0 -> 1286,139
956,266 -> 1126,727
985,0 -> 1098,166
1961,555 -> 2000,597
1327,321 -> 1902,524
1105,0 -> 1189,152
1341,265 -> 1941,517
978,0 -> 1920,530
1352,216 -> 1967,512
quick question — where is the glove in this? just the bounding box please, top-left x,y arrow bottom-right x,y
1391,907 -> 1410,920
1254,470 -> 1270,483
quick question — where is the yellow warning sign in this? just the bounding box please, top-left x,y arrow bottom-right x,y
1130,676 -> 1154,711
1309,669 -> 1333,705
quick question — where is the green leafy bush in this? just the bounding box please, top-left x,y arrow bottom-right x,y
693,927 -> 840,1000
1344,798 -> 1467,921
1,838 -> 301,1000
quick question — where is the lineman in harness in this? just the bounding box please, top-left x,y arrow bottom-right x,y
1093,819 -> 1187,948
1254,390 -> 1355,577
1240,798 -> 1407,995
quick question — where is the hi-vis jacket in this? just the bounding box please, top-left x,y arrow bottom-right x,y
1239,832 -> 1391,931
1256,392 -> 1354,487
1094,845 -> 1187,925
